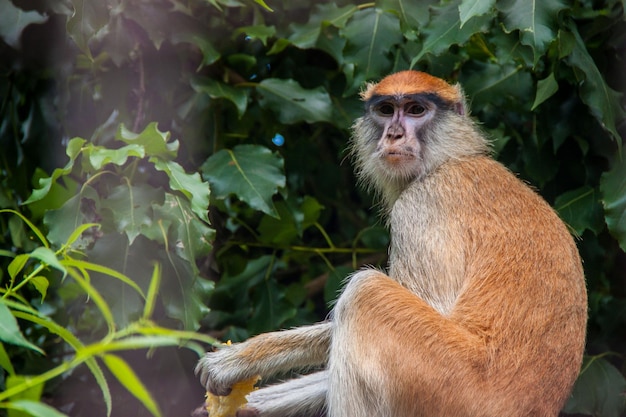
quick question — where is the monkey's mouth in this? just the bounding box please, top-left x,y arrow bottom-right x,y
382,151 -> 416,164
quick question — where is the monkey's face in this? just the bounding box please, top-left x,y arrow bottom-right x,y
361,94 -> 440,181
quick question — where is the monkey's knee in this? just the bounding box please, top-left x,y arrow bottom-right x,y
333,269 -> 385,320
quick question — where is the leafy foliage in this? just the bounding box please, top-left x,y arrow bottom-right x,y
0,0 -> 625,416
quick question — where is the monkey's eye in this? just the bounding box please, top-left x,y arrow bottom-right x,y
375,104 -> 395,116
406,104 -> 426,116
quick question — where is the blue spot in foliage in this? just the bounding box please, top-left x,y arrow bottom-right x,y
272,133 -> 285,147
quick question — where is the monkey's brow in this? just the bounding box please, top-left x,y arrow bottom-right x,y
365,93 -> 453,110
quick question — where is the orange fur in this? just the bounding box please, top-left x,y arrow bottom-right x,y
360,70 -> 462,103
330,157 -> 587,416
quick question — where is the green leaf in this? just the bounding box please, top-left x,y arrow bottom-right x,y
155,246 -> 212,330
4,400 -> 68,417
102,354 -> 162,417
342,8 -> 402,80
531,72 -> 559,110
150,195 -> 213,330
249,277 -> 297,333
143,263 -> 161,319
288,4 -> 357,49
600,146 -> 626,252
0,2 -> 48,49
253,0 -> 273,12
191,77 -> 249,118
86,144 -> 145,170
11,309 -> 112,415
563,355 -> 626,417
8,254 -> 29,280
497,0 -> 567,64
236,25 -> 276,46
116,123 -> 179,160
151,159 -> 210,224
43,186 -> 101,249
0,342 -> 15,376
201,145 -> 286,218
0,302 -> 44,354
258,202 -> 301,245
460,62 -> 532,109
5,375 -> 45,417
29,277 -> 49,301
377,0 -> 431,39
257,78 -> 332,124
62,258 -> 146,299
555,186 -> 604,236
459,0 -> 496,27
66,0 -> 109,59
30,247 -> 66,277
23,138 -> 86,205
258,196 -> 323,245
152,194 -> 214,263
563,23 -> 624,141
100,183 -> 165,244
410,2 -> 491,67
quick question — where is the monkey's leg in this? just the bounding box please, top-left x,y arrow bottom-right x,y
327,269 -> 487,417
196,322 -> 331,395
237,370 -> 327,417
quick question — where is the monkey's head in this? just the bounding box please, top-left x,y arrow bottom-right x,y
350,70 -> 488,207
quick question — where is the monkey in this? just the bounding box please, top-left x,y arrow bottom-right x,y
195,70 -> 588,417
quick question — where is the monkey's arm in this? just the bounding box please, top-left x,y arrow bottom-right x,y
196,322 -> 331,395
238,371 -> 327,417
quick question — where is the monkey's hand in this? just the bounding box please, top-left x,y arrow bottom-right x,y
196,323 -> 332,396
195,343 -> 257,396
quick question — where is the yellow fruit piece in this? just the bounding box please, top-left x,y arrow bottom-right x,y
205,375 -> 260,417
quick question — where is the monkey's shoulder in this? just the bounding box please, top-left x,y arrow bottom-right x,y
394,156 -> 561,230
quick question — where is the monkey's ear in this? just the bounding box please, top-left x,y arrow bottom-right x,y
360,82 -> 377,101
455,101 -> 466,116
452,84 -> 467,116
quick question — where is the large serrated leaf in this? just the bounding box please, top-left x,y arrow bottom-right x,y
459,0 -> 496,27
459,62 -> 532,109
66,0 -> 109,59
85,144 -> 145,170
377,0 -> 431,36
563,23 -> 624,141
497,0 -> 567,64
563,355 -> 626,417
116,123 -> 179,160
191,77 -> 249,118
555,186 -> 605,236
151,159 -> 210,224
600,146 -> 626,252
342,8 -> 402,80
100,183 -> 165,245
201,145 -> 285,218
288,3 -> 357,49
410,2 -> 491,67
24,138 -> 86,205
257,78 -> 332,124
43,186 -> 101,248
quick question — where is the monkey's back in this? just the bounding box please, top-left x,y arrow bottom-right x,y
388,155 -> 587,416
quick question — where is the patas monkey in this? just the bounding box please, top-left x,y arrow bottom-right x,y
196,71 -> 587,417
